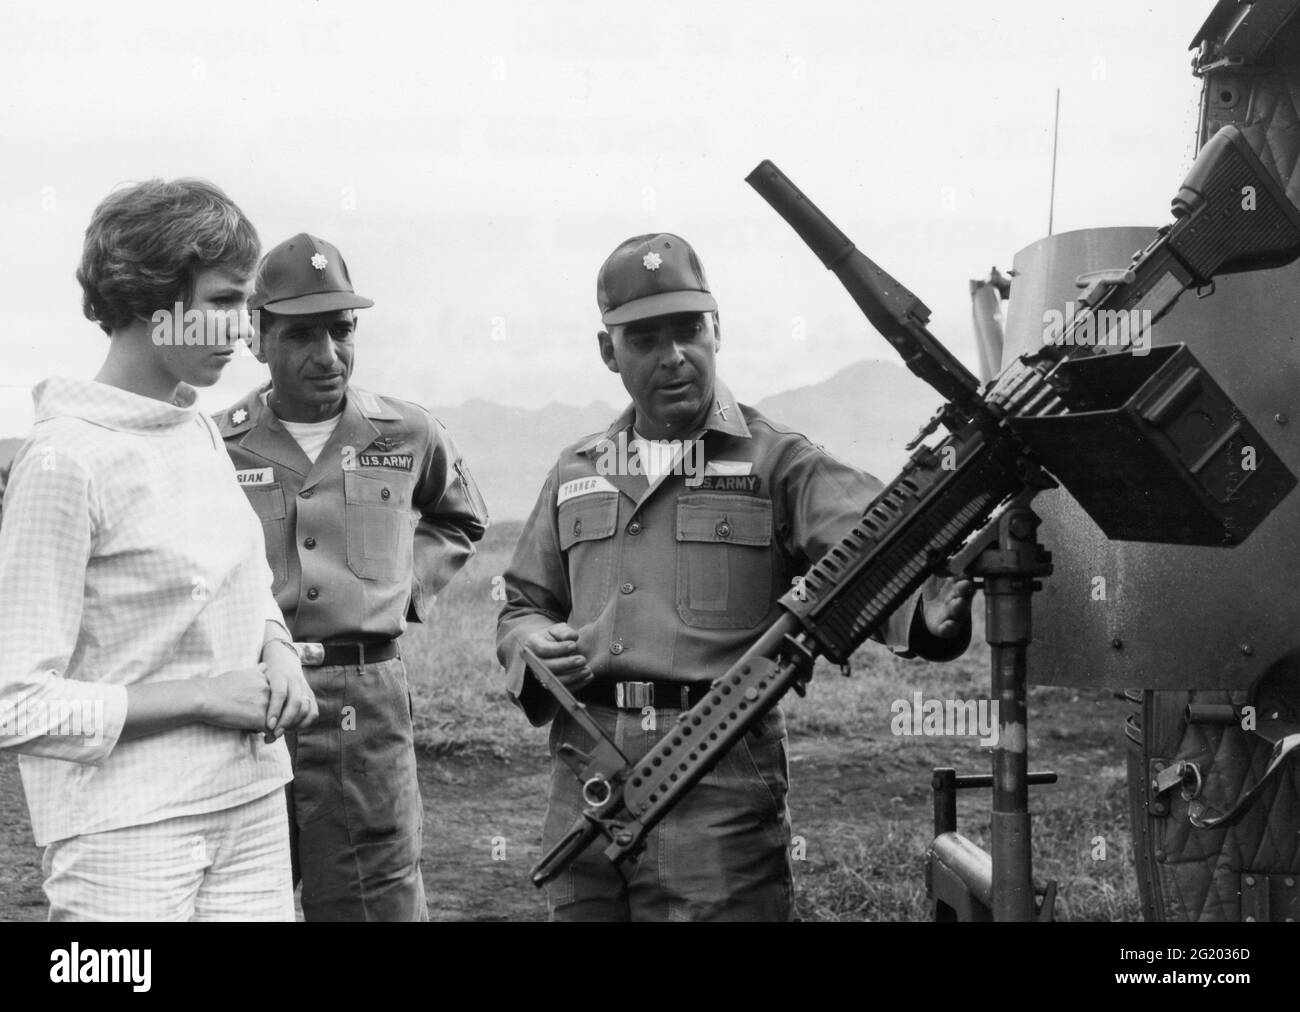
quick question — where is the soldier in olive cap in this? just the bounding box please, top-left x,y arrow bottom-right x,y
218,234 -> 489,921
497,233 -> 973,921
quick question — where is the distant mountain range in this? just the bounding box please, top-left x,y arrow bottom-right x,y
425,359 -> 937,520
0,360 -> 939,519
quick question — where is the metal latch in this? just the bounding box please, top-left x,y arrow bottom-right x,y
1151,759 -> 1203,801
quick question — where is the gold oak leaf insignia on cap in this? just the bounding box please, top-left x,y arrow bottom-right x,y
642,252 -> 663,271
310,253 -> 328,271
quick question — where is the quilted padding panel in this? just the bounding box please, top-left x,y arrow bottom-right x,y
1200,19 -> 1300,204
1129,689 -> 1300,921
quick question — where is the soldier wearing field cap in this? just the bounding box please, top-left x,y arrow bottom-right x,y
496,233 -> 974,921
218,233 -> 488,921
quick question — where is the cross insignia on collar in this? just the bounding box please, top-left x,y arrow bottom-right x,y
714,400 -> 729,422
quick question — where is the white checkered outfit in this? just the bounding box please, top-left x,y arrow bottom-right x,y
0,377 -> 293,849
41,788 -> 295,922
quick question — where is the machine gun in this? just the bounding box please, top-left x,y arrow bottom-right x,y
528,126 -> 1300,915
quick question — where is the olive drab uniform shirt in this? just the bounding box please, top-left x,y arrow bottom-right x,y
217,385 -> 488,640
497,380 -> 956,726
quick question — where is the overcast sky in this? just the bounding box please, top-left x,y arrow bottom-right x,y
0,0 -> 1206,436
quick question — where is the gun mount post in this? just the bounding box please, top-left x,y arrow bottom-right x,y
979,501 -> 1055,921
928,497 -> 1060,921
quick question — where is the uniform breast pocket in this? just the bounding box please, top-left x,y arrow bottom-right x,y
557,493 -> 619,621
344,471 -> 415,581
243,483 -> 289,593
676,494 -> 774,629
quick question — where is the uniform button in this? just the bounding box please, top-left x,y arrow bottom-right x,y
301,489 -> 313,499
573,518 -> 582,537
306,587 -> 320,601
304,537 -> 316,549
381,488 -> 391,500
716,520 -> 731,538
627,520 -> 642,535
620,582 -> 635,594
610,641 -> 624,655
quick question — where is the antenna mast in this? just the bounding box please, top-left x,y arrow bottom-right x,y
1048,88 -> 1061,236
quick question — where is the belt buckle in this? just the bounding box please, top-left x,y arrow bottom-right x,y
295,642 -> 326,667
615,681 -> 653,709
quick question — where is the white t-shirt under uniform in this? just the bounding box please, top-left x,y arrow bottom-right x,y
261,392 -> 343,464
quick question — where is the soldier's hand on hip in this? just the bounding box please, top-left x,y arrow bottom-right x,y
524,623 -> 594,691
921,576 -> 976,639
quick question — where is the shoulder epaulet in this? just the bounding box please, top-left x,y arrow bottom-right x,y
351,387 -> 403,422
571,429 -> 614,456
739,403 -> 801,438
214,390 -> 262,437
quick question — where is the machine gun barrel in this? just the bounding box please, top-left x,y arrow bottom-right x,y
745,159 -> 983,413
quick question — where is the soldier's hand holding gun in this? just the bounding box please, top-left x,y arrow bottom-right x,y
922,577 -> 976,639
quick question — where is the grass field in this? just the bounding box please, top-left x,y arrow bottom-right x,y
403,521 -> 1142,921
0,519 -> 1139,921
403,520 -> 545,757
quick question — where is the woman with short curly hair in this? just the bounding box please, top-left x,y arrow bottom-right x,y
0,177 -> 318,921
